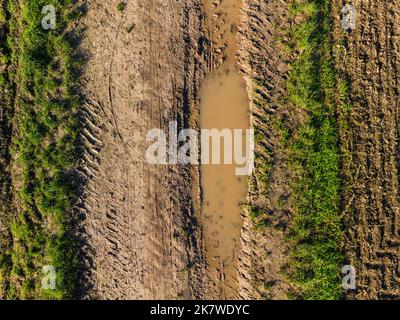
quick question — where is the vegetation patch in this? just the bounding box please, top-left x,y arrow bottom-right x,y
0,0 -> 14,298
285,0 -> 344,300
0,0 -> 81,299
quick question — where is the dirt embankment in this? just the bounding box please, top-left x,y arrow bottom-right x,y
76,0 -> 210,299
237,0 -> 301,299
333,0 -> 400,299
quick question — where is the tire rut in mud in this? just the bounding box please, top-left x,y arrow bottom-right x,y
237,0 -> 301,299
75,0 -> 400,300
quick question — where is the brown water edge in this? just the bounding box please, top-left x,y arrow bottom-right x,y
200,0 -> 250,299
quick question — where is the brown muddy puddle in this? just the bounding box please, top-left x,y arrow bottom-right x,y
200,0 -> 250,298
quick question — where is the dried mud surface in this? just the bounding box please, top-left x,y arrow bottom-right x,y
76,0 -> 210,299
333,0 -> 400,299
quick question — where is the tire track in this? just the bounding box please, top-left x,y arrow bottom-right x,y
237,0 -> 305,299
77,0 -> 209,299
333,0 -> 400,299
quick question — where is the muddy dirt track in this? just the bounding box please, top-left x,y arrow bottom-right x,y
76,0 -> 259,300
75,0 -> 304,301
238,0 -> 400,300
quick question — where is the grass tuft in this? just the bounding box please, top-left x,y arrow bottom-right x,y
117,2 -> 126,12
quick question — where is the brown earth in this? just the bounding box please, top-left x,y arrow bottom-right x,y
75,0 -> 211,299
75,0 -> 259,300
236,0 -> 303,299
333,0 -> 400,299
238,0 -> 400,300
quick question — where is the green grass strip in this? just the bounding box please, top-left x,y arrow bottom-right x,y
286,0 -> 344,300
1,0 -> 81,299
0,0 -> 15,298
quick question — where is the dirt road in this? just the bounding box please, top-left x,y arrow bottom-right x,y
2,0 -> 400,301
76,0 -> 209,299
